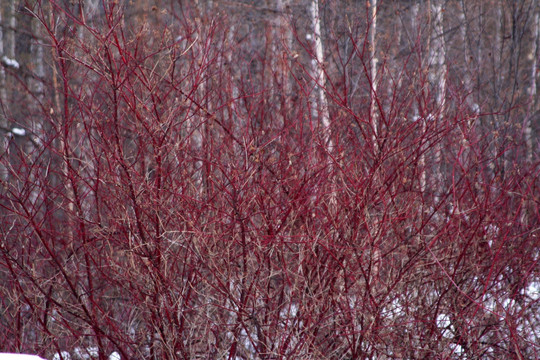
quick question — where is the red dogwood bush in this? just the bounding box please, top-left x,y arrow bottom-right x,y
0,1 -> 538,359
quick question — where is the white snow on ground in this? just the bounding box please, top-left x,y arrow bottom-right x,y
108,352 -> 120,360
238,327 -> 257,357
11,128 -> 26,136
451,343 -> 465,357
0,355 -> 47,360
502,297 -> 517,310
485,224 -> 499,248
73,347 -> 98,360
526,281 -> 540,301
1,56 -> 20,69
436,313 -> 454,339
52,352 -> 70,360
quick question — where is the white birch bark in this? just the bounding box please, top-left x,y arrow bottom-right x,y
430,2 -> 446,113
368,0 -> 381,285
369,0 -> 378,144
411,2 -> 426,194
190,0 -> 209,198
310,0 -> 331,152
429,1 -> 446,200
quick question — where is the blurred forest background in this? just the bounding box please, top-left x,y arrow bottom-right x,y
0,0 -> 539,359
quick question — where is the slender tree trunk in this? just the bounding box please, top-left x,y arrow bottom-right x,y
6,1 -> 16,59
310,0 -> 331,153
459,1 -> 472,100
410,2 -> 426,195
0,4 -> 6,119
0,1 -> 16,124
191,0 -> 207,199
526,5 -> 538,164
369,0 -> 378,145
430,1 -> 446,114
367,0 -> 381,286
429,0 -> 446,201
277,0 -> 293,98
0,0 -> 7,182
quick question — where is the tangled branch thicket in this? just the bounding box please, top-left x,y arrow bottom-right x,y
0,1 -> 539,359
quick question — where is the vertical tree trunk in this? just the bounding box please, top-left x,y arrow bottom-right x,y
0,1 -> 16,124
1,2 -> 19,182
526,5 -> 538,164
410,2 -> 427,194
429,0 -> 446,200
0,5 -> 6,128
370,0 -> 381,284
277,0 -> 293,99
459,1 -> 472,101
6,1 -> 16,59
310,0 -> 331,153
430,1 -> 446,114
191,0 -> 207,199
369,0 -> 378,145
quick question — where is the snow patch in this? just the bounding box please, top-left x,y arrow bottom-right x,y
11,127 -> 26,136
436,313 -> 454,338
0,355 -> 47,360
483,293 -> 497,313
502,297 -> 517,311
1,56 -> 20,69
279,302 -> 299,319
108,352 -> 120,360
452,343 -> 465,357
73,347 -> 98,360
239,327 -> 257,355
525,281 -> 540,301
53,352 -> 71,360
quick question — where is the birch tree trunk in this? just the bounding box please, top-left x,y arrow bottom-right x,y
428,0 -> 446,200
430,1 -> 446,115
190,0 -> 207,198
369,0 -> 378,145
310,0 -> 331,153
410,2 -> 427,194
0,2 -> 6,180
